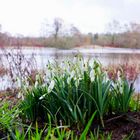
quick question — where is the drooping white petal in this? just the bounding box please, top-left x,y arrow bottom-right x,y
36,74 -> 40,81
103,71 -> 109,82
75,79 -> 79,87
70,70 -> 75,79
89,59 -> 94,68
35,81 -> 38,88
39,94 -> 46,100
120,85 -> 123,93
90,69 -> 95,82
48,80 -> 55,93
67,77 -> 71,84
17,92 -> 22,98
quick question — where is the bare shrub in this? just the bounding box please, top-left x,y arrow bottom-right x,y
0,46 -> 38,92
106,63 -> 139,81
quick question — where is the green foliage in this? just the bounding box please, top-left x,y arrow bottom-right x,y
0,102 -> 20,139
130,94 -> 140,111
110,76 -> 135,113
8,113 -> 112,140
90,127 -> 112,140
20,56 -> 135,129
0,57 -> 137,139
20,86 -> 49,122
79,111 -> 97,140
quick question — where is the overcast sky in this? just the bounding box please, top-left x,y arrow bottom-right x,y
0,0 -> 140,36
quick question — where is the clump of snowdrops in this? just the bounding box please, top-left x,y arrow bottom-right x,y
20,55 -> 135,128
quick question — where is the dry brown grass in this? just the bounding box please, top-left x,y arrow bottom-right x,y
0,67 -> 8,76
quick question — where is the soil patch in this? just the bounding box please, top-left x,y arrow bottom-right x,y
104,112 -> 140,140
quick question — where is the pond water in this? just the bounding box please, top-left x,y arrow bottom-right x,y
0,46 -> 140,92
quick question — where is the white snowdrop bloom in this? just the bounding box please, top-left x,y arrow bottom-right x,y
90,70 -> 95,82
77,71 -> 81,78
75,80 -> 79,87
60,62 -> 64,68
17,92 -> 22,98
103,71 -> 109,82
70,70 -> 75,79
21,95 -> 24,100
73,57 -> 77,64
39,94 -> 46,100
48,80 -> 55,93
118,76 -> 122,85
74,76 -> 77,81
79,60 -> 84,70
120,85 -> 123,93
89,59 -> 94,68
67,77 -> 71,84
117,70 -> 121,78
83,66 -> 86,72
79,77 -> 82,81
35,81 -> 38,88
16,77 -> 21,88
42,83 -> 46,87
63,81 -> 65,87
17,92 -> 24,100
83,62 -> 88,71
75,79 -> 79,87
32,92 -> 34,97
67,67 -> 70,74
36,74 -> 40,81
113,82 -> 117,89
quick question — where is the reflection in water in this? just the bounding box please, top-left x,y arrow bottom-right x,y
0,47 -> 140,93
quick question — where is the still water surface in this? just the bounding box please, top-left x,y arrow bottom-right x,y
1,46 -> 140,92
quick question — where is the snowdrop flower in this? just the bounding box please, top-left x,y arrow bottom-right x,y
73,56 -> 77,64
89,59 -> 94,68
113,82 -> 117,89
90,69 -> 95,82
17,92 -> 22,98
36,74 -> 40,81
2,110 -> 4,114
117,71 -> 122,83
16,77 -> 21,88
117,70 -> 121,78
21,95 -> 24,100
35,81 -> 38,88
67,77 -> 71,84
17,92 -> 24,100
48,80 -> 55,93
75,79 -> 79,87
118,76 -> 122,86
70,70 -> 75,79
67,67 -> 70,74
39,94 -> 46,100
120,85 -> 123,93
60,62 -> 65,68
32,92 -> 34,97
103,71 -> 109,82
83,62 -> 87,72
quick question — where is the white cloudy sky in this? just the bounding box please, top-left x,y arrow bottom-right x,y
0,0 -> 140,36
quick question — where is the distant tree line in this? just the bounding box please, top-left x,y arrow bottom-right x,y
94,20 -> 140,48
0,19 -> 140,49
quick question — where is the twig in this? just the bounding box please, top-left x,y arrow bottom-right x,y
105,114 -> 125,123
126,115 -> 140,125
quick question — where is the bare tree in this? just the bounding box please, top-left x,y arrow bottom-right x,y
70,25 -> 81,36
53,18 -> 63,41
130,23 -> 140,33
